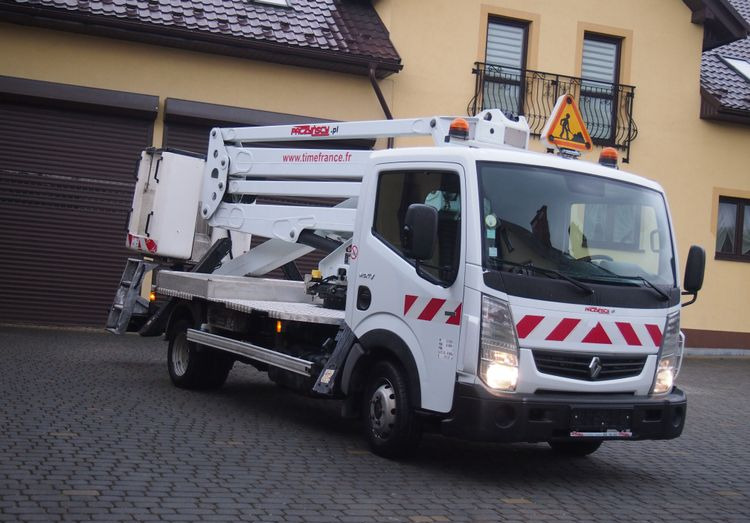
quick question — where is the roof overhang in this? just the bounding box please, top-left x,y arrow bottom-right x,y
0,2 -> 402,79
683,0 -> 750,49
700,86 -> 750,125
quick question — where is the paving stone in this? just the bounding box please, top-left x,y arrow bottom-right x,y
1,326 -> 750,523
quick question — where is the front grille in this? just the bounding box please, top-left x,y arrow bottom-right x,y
532,350 -> 647,381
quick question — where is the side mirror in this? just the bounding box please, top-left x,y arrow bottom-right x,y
682,245 -> 705,306
401,204 -> 438,261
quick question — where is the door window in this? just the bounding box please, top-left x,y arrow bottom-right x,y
372,170 -> 461,285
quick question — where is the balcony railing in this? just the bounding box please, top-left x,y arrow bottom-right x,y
470,62 -> 638,162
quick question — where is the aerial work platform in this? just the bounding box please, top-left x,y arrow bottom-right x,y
156,271 -> 344,325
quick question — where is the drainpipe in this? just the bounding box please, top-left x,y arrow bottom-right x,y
369,65 -> 394,149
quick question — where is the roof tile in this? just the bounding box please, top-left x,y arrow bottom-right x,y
702,36 -> 750,112
727,0 -> 750,25
1,0 -> 400,65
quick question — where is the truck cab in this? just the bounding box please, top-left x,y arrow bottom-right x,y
346,144 -> 692,454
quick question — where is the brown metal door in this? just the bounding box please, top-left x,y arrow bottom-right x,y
0,101 -> 153,326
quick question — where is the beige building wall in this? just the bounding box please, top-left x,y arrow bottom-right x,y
0,21 -> 387,144
2,0 -> 748,341
373,0 -> 750,342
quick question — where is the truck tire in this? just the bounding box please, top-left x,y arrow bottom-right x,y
548,440 -> 602,456
167,320 -> 233,390
362,360 -> 421,458
201,352 -> 235,389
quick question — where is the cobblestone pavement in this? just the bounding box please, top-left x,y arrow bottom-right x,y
1,325 -> 749,522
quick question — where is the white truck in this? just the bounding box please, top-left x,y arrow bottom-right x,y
108,102 -> 705,458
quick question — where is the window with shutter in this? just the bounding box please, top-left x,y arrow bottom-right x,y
483,18 -> 528,117
580,34 -> 621,143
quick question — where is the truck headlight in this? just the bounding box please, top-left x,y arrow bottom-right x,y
651,312 -> 682,395
479,294 -> 519,392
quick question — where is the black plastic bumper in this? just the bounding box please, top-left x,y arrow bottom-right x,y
440,383 -> 687,442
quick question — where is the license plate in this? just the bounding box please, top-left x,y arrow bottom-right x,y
570,430 -> 633,438
570,408 -> 632,437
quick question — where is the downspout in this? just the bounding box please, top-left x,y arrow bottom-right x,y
369,65 -> 394,149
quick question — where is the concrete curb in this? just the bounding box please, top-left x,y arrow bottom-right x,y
685,348 -> 750,357
0,323 -> 104,334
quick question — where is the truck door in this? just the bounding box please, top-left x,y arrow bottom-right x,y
348,164 -> 465,413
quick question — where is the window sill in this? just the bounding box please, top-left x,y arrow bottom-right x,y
714,253 -> 750,263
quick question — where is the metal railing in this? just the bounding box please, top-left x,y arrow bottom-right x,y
470,62 -> 638,162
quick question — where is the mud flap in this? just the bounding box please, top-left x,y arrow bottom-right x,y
312,325 -> 357,396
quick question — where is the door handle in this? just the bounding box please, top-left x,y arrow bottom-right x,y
357,286 -> 371,311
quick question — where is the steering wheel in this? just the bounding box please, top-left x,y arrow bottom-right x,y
577,254 -> 614,262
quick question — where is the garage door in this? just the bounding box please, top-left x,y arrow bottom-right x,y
0,80 -> 157,326
163,98 -> 372,279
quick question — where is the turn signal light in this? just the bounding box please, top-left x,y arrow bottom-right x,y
149,291 -> 156,302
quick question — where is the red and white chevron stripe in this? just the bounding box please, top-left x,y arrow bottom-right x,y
127,233 -> 157,254
403,295 -> 462,325
515,314 -> 663,347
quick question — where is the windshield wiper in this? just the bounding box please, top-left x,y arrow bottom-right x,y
493,259 -> 594,295
625,275 -> 670,301
567,258 -> 670,301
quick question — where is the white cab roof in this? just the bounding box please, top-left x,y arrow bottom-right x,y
370,146 -> 665,194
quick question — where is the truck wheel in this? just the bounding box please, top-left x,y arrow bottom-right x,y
362,360 -> 421,458
168,320 -> 233,389
548,440 -> 602,456
204,353 -> 234,388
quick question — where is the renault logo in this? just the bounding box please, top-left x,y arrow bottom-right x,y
588,356 -> 603,379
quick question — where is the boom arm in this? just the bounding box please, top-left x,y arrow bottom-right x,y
200,111 -> 530,221
125,110 -> 529,276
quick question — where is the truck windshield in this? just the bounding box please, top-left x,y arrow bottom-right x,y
477,161 -> 676,289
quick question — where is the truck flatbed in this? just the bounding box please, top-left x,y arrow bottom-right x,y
156,271 -> 344,325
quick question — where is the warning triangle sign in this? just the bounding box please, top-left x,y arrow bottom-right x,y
541,94 -> 592,151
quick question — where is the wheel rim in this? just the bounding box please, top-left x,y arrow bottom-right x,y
172,334 -> 190,377
369,379 -> 397,439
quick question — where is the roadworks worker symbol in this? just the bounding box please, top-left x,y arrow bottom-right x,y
541,94 -> 592,151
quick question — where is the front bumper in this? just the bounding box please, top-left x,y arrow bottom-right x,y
440,383 -> 686,442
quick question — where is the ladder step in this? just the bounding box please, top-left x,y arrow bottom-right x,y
106,258 -> 159,334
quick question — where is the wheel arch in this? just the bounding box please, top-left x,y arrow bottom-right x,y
164,299 -> 204,341
342,329 -> 422,409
